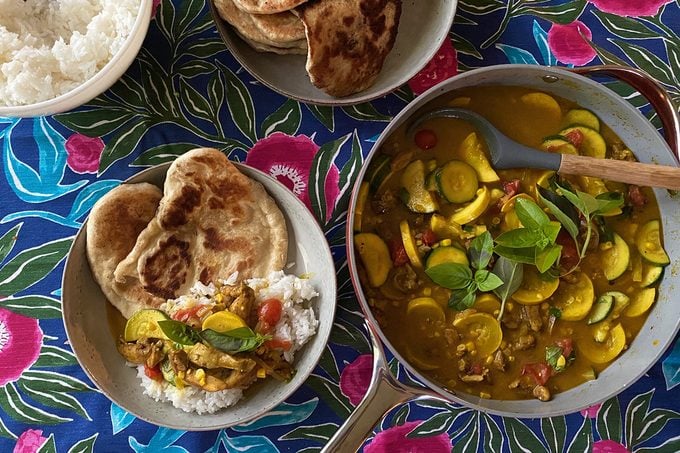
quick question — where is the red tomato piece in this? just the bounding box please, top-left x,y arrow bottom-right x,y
555,338 -> 573,358
421,229 -> 437,247
144,364 -> 163,382
258,298 -> 283,332
388,238 -> 409,267
172,305 -> 202,322
502,179 -> 521,197
564,129 -> 584,148
628,185 -> 647,207
414,129 -> 438,150
522,362 -> 552,386
265,338 -> 292,351
555,230 -> 579,271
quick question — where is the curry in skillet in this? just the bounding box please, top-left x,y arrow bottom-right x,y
354,86 -> 669,401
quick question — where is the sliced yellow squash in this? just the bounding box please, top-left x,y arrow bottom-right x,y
354,233 -> 392,287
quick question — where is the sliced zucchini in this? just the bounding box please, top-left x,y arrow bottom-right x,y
587,294 -> 613,325
353,182 -> 370,232
624,287 -> 656,317
500,193 -> 534,231
458,132 -> 500,183
559,125 -> 606,159
474,293 -> 501,314
552,272 -> 595,321
430,214 -> 462,239
425,169 -> 439,192
436,160 -> 479,203
426,246 -> 469,269
450,186 -> 490,225
541,135 -> 578,155
354,233 -> 392,287
520,92 -> 562,125
367,154 -> 392,192
563,108 -> 600,131
124,309 -> 170,341
601,233 -> 630,281
400,220 -> 423,268
452,312 -> 503,357
640,264 -> 663,288
635,220 -> 670,266
512,265 -> 560,305
579,323 -> 626,364
161,360 -> 176,385
400,160 -> 439,213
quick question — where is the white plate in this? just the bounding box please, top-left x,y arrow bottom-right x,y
62,162 -> 336,430
208,0 -> 457,105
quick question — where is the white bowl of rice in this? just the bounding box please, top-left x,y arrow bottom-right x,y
0,0 -> 152,118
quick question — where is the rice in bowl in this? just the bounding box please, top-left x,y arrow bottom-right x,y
0,0 -> 142,106
124,271 -> 319,415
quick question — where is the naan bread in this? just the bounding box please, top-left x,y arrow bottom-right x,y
114,148 -> 288,300
216,0 -> 306,48
232,0 -> 308,14
297,0 -> 402,97
250,10 -> 305,42
86,183 -> 165,319
238,32 -> 307,55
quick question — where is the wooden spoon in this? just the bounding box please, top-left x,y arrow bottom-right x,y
409,107 -> 680,190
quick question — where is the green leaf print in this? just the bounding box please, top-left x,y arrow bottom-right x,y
611,40 -> 676,88
2,295 -> 62,319
37,435 -> 57,453
132,142 -> 202,166
504,418 -> 548,453
517,0 -> 587,24
304,374 -> 352,418
281,422 -> 338,444
183,38 -> 228,60
342,103 -> 391,122
458,0 -> 506,15
452,414 -> 479,453
0,224 -> 21,264
482,413 -> 503,453
179,60 -> 217,79
625,389 -> 680,449
98,119 -> 150,174
0,383 -> 71,425
410,412 -> 457,437
597,396 -> 623,443
308,134 -> 351,223
317,347 -> 340,381
567,414 -> 593,453
306,104 -> 335,132
34,345 -> 77,368
179,77 -> 214,121
17,380 -> 91,420
218,61 -> 257,144
0,416 -> 16,440
54,108 -> 137,139
541,416 -> 566,453
391,405 -> 409,426
260,99 -> 302,137
0,238 -> 71,297
175,0 -> 204,37
592,10 -> 659,39
67,434 -> 98,453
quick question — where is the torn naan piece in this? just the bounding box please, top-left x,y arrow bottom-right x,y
238,32 -> 307,55
215,0 -> 306,49
250,10 -> 306,42
297,0 -> 402,97
114,148 -> 288,300
232,0 -> 308,14
86,183 -> 165,319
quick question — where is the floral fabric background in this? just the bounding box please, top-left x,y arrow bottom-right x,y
1,0 -> 680,452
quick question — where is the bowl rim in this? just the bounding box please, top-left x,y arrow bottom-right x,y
61,161 -> 337,430
345,64 -> 680,417
207,0 -> 458,106
0,0 -> 153,118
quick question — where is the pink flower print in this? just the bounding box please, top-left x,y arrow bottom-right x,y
65,133 -> 104,174
13,429 -> 48,453
364,420 -> 452,453
340,354 -> 373,405
0,308 -> 42,386
593,439 -> 630,453
408,38 -> 458,95
580,402 -> 601,418
152,0 -> 162,17
588,0 -> 673,17
245,132 -> 340,221
547,21 -> 597,66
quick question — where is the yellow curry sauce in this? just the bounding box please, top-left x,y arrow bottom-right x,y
354,86 -> 668,401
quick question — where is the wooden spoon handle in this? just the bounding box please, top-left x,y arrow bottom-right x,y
559,154 -> 680,190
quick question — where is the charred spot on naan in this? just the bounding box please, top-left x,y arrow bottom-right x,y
141,235 -> 192,300
160,185 -> 202,229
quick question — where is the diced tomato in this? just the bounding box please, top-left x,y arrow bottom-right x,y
502,179 -> 521,197
628,185 -> 647,207
421,229 -> 437,247
414,129 -> 438,150
144,364 -> 163,382
522,362 -> 552,386
258,298 -> 283,333
172,305 -> 203,322
563,129 -> 584,148
469,362 -> 483,375
389,238 -> 409,267
556,230 -> 579,270
264,337 -> 292,351
555,338 -> 573,358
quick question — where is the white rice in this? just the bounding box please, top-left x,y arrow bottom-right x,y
0,0 -> 141,106
138,271 -> 319,414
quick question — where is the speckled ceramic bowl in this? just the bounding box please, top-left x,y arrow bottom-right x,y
208,0 -> 457,105
62,162 -> 336,430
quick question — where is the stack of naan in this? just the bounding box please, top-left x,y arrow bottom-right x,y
214,0 -> 402,97
86,148 -> 288,319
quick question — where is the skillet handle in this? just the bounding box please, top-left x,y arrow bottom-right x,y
321,323 -> 445,453
568,65 -> 680,162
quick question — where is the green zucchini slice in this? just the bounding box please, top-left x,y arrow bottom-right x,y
559,125 -> 606,159
625,287 -> 656,317
541,135 -> 578,155
436,160 -> 479,204
563,109 -> 600,131
400,160 -> 439,213
636,220 -> 670,266
602,232 -> 630,281
587,294 -> 614,325
425,246 -> 469,269
640,264 -> 664,288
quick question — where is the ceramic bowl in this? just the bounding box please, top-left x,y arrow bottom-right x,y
208,0 -> 457,105
0,0 -> 152,118
61,163 -> 336,430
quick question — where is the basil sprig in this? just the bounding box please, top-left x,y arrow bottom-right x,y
425,232 -> 504,310
157,319 -> 270,353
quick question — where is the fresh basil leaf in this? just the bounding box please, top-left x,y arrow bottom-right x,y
556,183 -> 588,215
199,328 -> 269,353
542,221 -> 562,244
548,306 -> 562,318
594,191 -> 624,215
425,263 -> 473,289
492,257 -> 524,303
535,244 -> 562,273
495,228 -> 542,248
470,231 -> 494,270
546,345 -> 563,371
448,286 -> 477,310
537,186 -> 580,239
578,190 -> 600,215
221,326 -> 256,339
158,320 -> 200,345
476,269 -> 504,292
515,197 -> 550,230
594,216 -> 615,243
493,245 -> 537,264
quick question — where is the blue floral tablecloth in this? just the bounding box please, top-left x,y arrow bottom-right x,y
1,0 -> 680,452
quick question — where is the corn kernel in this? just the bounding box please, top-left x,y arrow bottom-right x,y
440,239 -> 452,247
480,392 -> 491,399
506,302 -> 514,312
174,376 -> 185,389
557,355 -> 566,368
257,368 -> 267,379
422,288 -> 432,296
485,355 -> 493,365
466,341 -> 476,351
195,368 -> 206,386
214,293 -> 224,303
